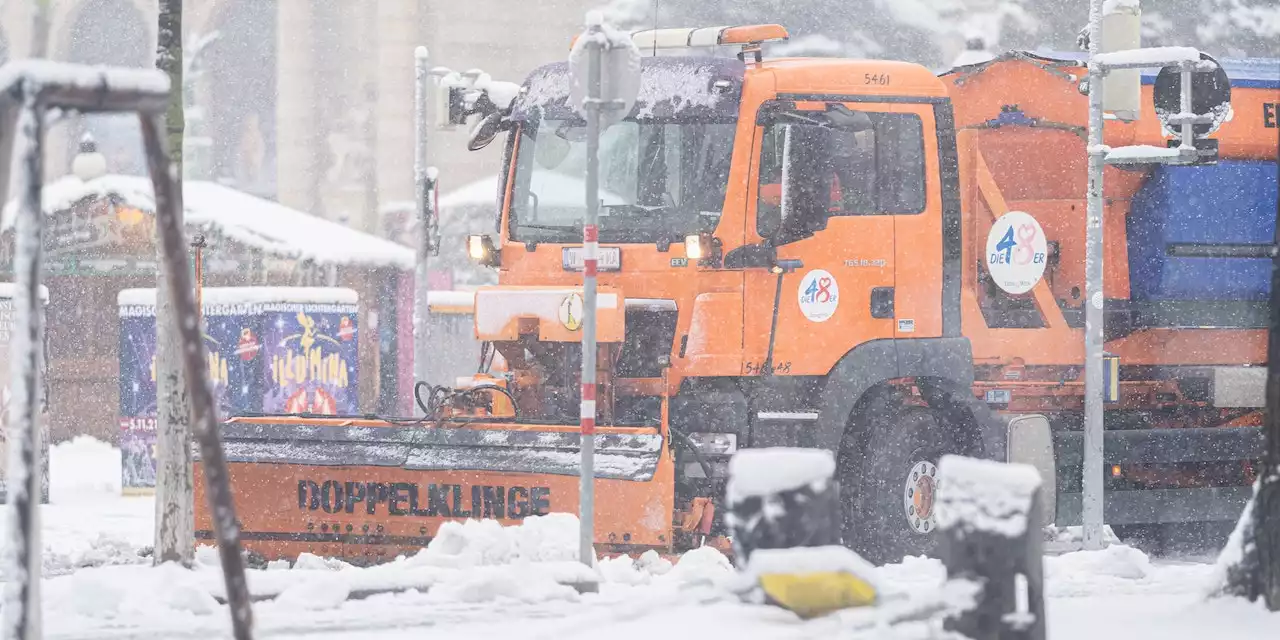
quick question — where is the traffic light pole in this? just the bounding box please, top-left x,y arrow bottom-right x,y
578,24 -> 602,573
1082,0 -> 1107,552
413,46 -> 433,391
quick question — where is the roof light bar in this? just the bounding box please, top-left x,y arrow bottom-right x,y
632,24 -> 789,50
570,24 -> 789,51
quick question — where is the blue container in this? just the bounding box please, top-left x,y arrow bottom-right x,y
1127,160 -> 1279,302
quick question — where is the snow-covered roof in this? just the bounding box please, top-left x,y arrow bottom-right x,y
1,175 -> 415,270
0,283 -> 50,301
946,50 -> 1280,90
117,286 -> 359,307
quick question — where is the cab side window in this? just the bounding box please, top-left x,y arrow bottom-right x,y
756,106 -> 926,240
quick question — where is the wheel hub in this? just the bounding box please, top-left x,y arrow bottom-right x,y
903,460 -> 938,534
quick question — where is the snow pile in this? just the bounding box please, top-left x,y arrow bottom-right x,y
662,546 -> 735,585
1045,524 -> 1122,547
273,574 -> 352,611
49,435 -> 122,500
403,513 -> 581,569
1207,484 -> 1256,597
42,532 -> 147,577
934,455 -> 1041,538
46,562 -> 218,621
726,448 -> 836,503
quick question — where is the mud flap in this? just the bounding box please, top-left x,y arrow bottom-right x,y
201,422 -> 664,481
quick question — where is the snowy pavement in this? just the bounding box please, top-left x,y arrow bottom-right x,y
5,437 -> 1279,639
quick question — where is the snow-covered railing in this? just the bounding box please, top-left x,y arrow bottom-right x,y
0,59 -> 254,640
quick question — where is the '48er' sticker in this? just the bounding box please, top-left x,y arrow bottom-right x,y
986,211 -> 1048,295
798,269 -> 840,322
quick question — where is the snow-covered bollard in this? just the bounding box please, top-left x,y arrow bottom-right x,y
936,455 -> 1046,640
726,448 -> 878,618
725,448 -> 842,560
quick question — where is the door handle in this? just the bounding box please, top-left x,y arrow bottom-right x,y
871,287 -> 895,319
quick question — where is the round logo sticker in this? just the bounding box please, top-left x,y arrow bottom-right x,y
797,269 -> 840,322
558,293 -> 584,331
985,211 -> 1048,295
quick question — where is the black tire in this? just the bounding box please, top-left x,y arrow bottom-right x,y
839,391 -> 959,565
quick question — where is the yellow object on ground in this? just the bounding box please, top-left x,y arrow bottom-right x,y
757,570 -> 878,619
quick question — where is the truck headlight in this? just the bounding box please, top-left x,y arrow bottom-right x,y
467,234 -> 500,267
684,234 -> 704,260
687,432 -> 737,456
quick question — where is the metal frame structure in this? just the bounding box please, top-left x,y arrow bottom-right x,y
0,61 -> 253,640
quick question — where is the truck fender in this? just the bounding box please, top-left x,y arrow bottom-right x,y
815,338 -> 989,456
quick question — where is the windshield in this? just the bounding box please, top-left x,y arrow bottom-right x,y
508,118 -> 735,244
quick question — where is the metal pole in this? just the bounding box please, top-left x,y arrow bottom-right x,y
1082,0 -> 1107,551
413,46 -> 432,392
579,28 -> 602,570
3,95 -> 45,640
193,234 -> 205,314
141,113 -> 254,640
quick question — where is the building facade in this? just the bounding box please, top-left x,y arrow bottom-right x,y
0,0 -> 597,235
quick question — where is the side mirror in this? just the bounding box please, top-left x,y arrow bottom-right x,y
776,125 -> 832,244
467,112 -> 505,151
467,234 -> 501,268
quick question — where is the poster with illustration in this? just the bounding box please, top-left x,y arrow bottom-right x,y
0,288 -> 50,504
117,303 -> 159,493
117,294 -> 261,493
260,302 -> 359,415
203,301 -> 265,417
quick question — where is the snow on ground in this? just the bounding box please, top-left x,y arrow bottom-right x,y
4,437 -> 1279,639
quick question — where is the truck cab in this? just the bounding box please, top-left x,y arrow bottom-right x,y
464,26 -> 990,563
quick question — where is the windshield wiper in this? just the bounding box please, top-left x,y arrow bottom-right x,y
601,203 -> 669,215
517,223 -> 580,232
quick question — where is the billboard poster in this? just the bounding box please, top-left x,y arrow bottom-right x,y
260,303 -> 359,415
0,292 -> 50,503
118,306 -> 158,493
117,302 -> 259,493
118,289 -> 359,494
203,302 -> 263,417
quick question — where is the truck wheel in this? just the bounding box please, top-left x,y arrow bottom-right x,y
840,393 -> 957,565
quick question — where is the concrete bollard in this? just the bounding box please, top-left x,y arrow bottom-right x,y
724,447 -> 843,562
937,454 -> 1046,640
725,448 -> 878,619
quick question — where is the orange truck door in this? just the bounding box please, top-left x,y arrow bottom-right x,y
743,100 -> 910,378
885,102 -> 948,339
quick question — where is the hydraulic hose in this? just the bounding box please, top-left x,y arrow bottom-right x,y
669,427 -> 715,480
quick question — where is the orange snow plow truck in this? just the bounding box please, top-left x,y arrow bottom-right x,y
195,25 -> 1279,565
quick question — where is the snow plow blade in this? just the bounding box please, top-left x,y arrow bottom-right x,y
213,421 -> 663,480
193,417 -> 676,564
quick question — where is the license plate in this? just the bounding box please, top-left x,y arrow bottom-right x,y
562,247 -> 621,271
